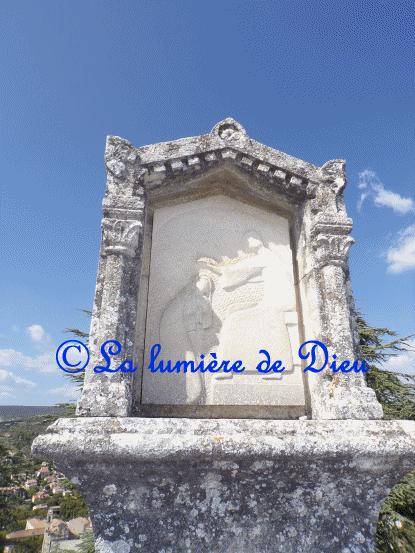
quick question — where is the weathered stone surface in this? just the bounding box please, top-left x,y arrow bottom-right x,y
142,195 -> 303,408
33,118 -> 408,552
75,117 -> 383,420
32,418 -> 415,553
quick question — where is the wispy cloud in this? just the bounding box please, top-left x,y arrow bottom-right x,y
357,170 -> 415,215
0,324 -> 56,373
27,325 -> 44,341
386,225 -> 415,273
0,369 -> 37,400
0,369 -> 37,390
0,389 -> 15,399
380,338 -> 415,376
26,324 -> 54,354
46,384 -> 81,398
0,349 -> 56,372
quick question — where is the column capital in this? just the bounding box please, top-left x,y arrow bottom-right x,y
311,233 -> 355,270
101,218 -> 142,258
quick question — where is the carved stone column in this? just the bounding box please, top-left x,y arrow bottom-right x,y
76,137 -> 146,417
297,160 -> 384,419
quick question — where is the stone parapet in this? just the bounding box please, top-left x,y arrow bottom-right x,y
32,418 -> 415,553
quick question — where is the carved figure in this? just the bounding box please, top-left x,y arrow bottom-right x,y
183,273 -> 214,360
159,231 -> 297,404
105,137 -> 138,181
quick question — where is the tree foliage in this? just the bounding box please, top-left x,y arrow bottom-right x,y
357,310 -> 415,420
76,529 -> 95,553
7,535 -> 44,553
58,495 -> 89,520
376,471 -> 415,553
355,309 -> 415,551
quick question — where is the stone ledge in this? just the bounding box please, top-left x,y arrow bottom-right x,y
31,418 -> 415,552
32,418 -> 415,463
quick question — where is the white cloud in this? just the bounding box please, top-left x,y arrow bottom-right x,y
357,170 -> 414,215
0,369 -> 37,389
380,338 -> 415,376
27,325 -> 44,341
0,390 -> 15,399
386,225 -> 415,273
26,325 -> 54,354
0,324 -> 60,373
0,348 -> 57,373
0,369 -> 37,399
0,349 -> 26,366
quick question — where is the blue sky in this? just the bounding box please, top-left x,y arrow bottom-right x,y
1,0 -> 414,406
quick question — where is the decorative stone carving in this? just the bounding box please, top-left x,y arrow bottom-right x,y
105,136 -> 139,180
305,159 -> 348,216
104,136 -> 141,196
211,117 -> 248,142
101,219 -> 142,257
312,234 -> 355,268
72,119 -> 386,422
141,195 -> 304,409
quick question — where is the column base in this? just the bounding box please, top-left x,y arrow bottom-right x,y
311,386 -> 384,420
76,382 -> 132,417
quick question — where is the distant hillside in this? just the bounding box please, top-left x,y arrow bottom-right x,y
0,405 -> 68,422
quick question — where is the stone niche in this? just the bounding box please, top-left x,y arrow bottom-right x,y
74,116 -> 384,420
32,119 -> 415,553
141,195 -> 304,416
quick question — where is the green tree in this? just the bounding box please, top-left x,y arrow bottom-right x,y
0,495 -> 11,550
60,308 -> 91,401
26,486 -> 40,499
375,471 -> 415,553
9,535 -> 43,553
357,310 -> 415,420
356,310 -> 415,552
76,529 -> 95,553
33,310 -> 91,425
10,505 -> 30,524
58,495 -> 89,520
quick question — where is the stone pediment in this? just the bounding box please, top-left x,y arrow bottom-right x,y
104,118 -> 347,206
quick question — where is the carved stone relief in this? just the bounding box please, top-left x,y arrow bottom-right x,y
101,219 -> 142,257
141,195 -> 305,407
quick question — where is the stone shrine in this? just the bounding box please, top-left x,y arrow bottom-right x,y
33,119 -> 415,552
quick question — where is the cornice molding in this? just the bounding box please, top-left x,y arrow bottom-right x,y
104,119 -> 347,203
